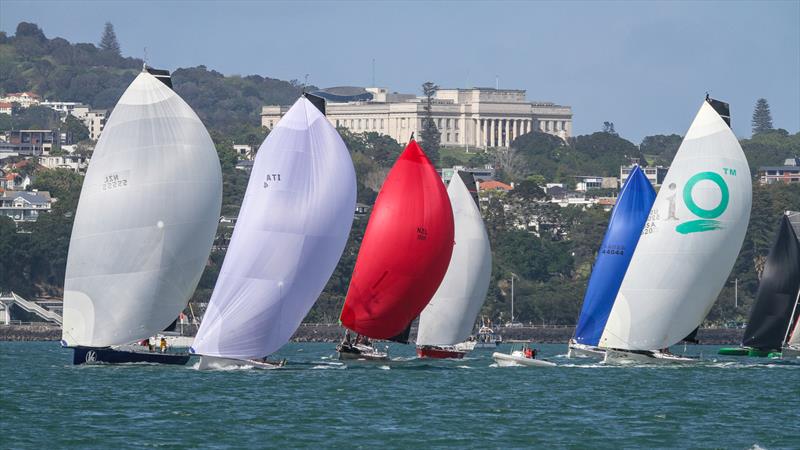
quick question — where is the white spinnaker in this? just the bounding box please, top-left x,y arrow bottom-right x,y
599,101 -> 752,350
62,72 -> 222,347
191,97 -> 356,360
416,173 -> 492,346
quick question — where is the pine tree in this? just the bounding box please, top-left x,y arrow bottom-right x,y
419,81 -> 441,166
99,22 -> 121,56
751,98 -> 773,135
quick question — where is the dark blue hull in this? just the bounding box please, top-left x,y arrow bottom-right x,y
72,347 -> 191,366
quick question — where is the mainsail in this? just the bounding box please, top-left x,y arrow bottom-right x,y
62,71 -> 222,347
741,213 -> 800,350
340,139 -> 454,339
416,171 -> 492,346
191,96 -> 356,360
573,165 -> 655,347
599,99 -> 752,350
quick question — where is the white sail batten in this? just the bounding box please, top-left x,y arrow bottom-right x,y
62,72 -> 222,347
599,101 -> 752,350
416,173 -> 492,346
191,97 -> 356,360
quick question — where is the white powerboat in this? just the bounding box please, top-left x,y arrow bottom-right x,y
493,350 -> 556,367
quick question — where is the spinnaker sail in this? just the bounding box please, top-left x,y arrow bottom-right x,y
62,71 -> 222,347
742,213 -> 800,350
416,171 -> 492,346
191,96 -> 356,360
573,165 -> 655,347
340,139 -> 454,339
599,99 -> 752,350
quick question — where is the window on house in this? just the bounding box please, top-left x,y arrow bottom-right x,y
455,133 -> 459,142
454,120 -> 459,130
446,119 -> 451,129
446,133 -> 450,142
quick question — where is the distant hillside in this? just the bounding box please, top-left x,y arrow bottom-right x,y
0,22 -> 308,132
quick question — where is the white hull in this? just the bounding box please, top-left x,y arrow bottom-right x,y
492,351 -> 556,367
781,345 -> 800,359
454,341 -> 477,352
603,348 -> 698,365
474,342 -> 499,349
197,355 -> 283,370
567,342 -> 605,359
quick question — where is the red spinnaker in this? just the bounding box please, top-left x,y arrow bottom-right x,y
340,140 -> 455,339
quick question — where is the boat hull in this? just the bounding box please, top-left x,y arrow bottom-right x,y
603,348 -> 697,364
336,343 -> 389,361
416,346 -> 466,359
717,347 -> 750,356
567,342 -> 605,359
72,347 -> 190,366
747,348 -> 774,357
781,346 -> 800,359
492,352 -> 556,367
196,355 -> 284,370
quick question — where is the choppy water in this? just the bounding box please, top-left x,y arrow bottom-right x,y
2,341 -> 798,449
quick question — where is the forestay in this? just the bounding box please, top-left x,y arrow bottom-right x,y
416,172 -> 492,346
600,100 -> 752,350
191,97 -> 356,360
62,72 -> 222,347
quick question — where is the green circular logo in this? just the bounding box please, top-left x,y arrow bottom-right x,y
683,171 -> 729,219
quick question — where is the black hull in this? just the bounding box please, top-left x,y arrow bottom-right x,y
72,347 -> 190,366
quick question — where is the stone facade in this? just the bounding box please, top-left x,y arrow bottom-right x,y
262,87 -> 572,149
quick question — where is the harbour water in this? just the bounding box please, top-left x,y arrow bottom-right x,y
2,341 -> 798,448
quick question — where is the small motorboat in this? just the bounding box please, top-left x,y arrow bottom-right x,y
492,345 -> 556,367
336,342 -> 389,361
416,345 -> 466,359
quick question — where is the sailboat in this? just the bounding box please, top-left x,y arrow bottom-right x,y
719,211 -> 800,357
415,170 -> 492,359
600,97 -> 752,363
337,139 -> 454,360
61,67 -> 222,365
190,94 -> 356,369
568,165 -> 656,359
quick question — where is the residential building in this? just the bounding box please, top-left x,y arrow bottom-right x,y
479,180 -> 514,192
757,158 -> 800,185
1,130 -> 60,156
0,102 -> 12,115
262,86 -> 572,149
235,160 -> 254,172
233,144 -> 254,160
0,92 -> 41,108
440,165 -> 495,184
39,154 -> 88,173
83,109 -> 107,141
40,100 -> 85,115
0,190 -> 53,222
619,164 -> 668,188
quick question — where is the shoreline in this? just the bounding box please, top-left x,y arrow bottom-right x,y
0,324 -> 745,345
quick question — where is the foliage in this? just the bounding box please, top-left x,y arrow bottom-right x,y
418,81 -> 440,165
739,130 -> 800,175
99,22 -> 121,56
602,121 -> 616,135
0,105 -> 60,131
751,98 -> 773,136
63,114 -> 89,142
640,134 -> 682,166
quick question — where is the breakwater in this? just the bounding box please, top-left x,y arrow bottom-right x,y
1,323 -> 745,344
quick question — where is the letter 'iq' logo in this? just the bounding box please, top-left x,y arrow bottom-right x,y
675,171 -> 729,235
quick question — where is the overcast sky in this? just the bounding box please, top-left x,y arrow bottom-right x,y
1,0 -> 798,142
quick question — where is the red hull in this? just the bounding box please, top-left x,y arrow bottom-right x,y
341,140 -> 454,339
416,346 -> 466,359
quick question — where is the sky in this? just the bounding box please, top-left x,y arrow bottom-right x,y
1,0 -> 798,142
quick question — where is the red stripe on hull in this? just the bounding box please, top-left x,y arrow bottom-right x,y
416,346 -> 466,359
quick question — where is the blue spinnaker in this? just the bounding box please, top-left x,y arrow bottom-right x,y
574,165 -> 655,346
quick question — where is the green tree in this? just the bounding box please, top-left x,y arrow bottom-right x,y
99,22 -> 121,56
64,114 -> 90,142
640,134 -> 682,165
751,98 -> 773,136
418,81 -> 440,165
